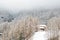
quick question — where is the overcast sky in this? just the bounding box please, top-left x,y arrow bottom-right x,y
0,0 -> 60,12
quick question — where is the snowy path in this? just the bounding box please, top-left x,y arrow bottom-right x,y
29,31 -> 48,40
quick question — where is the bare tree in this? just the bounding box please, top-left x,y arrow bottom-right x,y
47,17 -> 60,40
2,16 -> 40,40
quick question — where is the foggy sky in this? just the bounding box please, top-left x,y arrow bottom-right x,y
0,0 -> 60,12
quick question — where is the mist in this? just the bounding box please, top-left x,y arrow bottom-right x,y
0,0 -> 60,24
0,0 -> 60,13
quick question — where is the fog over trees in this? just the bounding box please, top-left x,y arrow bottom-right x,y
0,9 -> 14,23
0,8 -> 60,24
11,8 -> 60,24
0,8 -> 60,40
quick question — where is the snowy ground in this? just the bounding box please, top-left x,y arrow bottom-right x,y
29,30 -> 48,40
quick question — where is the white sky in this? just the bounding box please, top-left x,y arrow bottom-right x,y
0,0 -> 60,11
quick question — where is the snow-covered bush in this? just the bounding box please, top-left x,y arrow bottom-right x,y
0,22 -> 9,33
2,16 -> 39,40
47,17 -> 60,40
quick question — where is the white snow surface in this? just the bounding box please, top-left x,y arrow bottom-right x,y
32,31 -> 48,40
